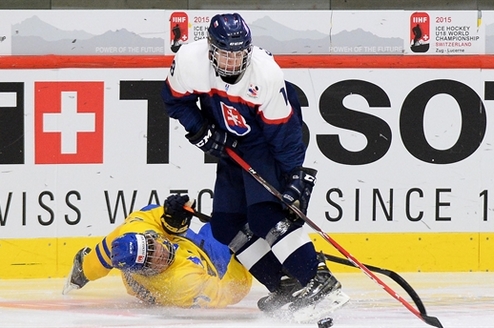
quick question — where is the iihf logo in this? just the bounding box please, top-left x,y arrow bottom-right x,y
410,12 -> 430,53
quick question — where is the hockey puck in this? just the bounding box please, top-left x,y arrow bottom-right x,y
317,317 -> 333,328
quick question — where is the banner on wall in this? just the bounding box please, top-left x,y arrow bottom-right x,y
0,10 -> 493,56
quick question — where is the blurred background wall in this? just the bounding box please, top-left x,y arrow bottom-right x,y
1,0 -> 494,10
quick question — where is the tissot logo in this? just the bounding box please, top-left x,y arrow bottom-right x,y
34,82 -> 104,164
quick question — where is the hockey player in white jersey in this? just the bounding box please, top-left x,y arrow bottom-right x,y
161,12 -> 349,321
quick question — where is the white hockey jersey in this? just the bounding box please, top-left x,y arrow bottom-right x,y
162,38 -> 306,174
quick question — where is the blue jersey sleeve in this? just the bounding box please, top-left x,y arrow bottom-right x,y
161,79 -> 205,135
185,223 -> 232,278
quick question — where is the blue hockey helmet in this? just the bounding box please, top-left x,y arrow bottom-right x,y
207,13 -> 253,77
111,232 -> 175,276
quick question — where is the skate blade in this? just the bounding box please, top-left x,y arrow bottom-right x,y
291,289 -> 350,323
62,282 -> 77,295
61,265 -> 78,295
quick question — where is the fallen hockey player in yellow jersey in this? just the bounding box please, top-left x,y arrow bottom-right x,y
62,194 -> 252,308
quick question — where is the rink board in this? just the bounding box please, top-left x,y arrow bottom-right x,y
1,232 -> 493,279
3,10 -> 494,279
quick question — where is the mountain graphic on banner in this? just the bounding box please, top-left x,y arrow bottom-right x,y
250,16 -> 403,54
12,15 -> 164,55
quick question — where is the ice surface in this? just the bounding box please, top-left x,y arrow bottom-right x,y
0,272 -> 493,327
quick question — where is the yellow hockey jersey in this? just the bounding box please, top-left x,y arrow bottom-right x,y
82,205 -> 252,308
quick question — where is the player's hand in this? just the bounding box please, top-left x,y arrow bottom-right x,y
282,167 -> 317,215
186,122 -> 238,158
162,194 -> 195,235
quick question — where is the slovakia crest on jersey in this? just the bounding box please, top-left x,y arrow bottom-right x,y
221,102 -> 251,136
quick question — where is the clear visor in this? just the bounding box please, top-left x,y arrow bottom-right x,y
209,43 -> 252,77
140,234 -> 175,276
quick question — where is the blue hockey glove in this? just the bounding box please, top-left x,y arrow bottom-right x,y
162,194 -> 195,235
186,122 -> 237,158
282,167 -> 318,215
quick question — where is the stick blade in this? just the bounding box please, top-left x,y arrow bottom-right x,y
421,314 -> 444,328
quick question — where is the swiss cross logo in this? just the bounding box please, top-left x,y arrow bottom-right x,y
221,102 -> 250,136
34,82 -> 104,164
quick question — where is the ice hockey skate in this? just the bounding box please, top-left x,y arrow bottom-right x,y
287,253 -> 350,323
62,247 -> 91,295
257,275 -> 302,313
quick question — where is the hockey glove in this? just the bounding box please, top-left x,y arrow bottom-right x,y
282,167 -> 318,215
186,121 -> 237,158
162,194 -> 195,235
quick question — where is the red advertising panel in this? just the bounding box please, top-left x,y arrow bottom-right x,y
170,12 -> 189,53
34,82 -> 104,164
410,12 -> 430,53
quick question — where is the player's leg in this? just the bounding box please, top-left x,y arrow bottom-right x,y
246,202 -> 347,317
210,159 -> 285,291
242,153 -> 346,316
211,211 -> 285,291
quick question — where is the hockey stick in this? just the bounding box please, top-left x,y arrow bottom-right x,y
183,205 -> 429,315
183,205 -> 210,223
225,147 -> 443,328
322,253 -> 428,314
